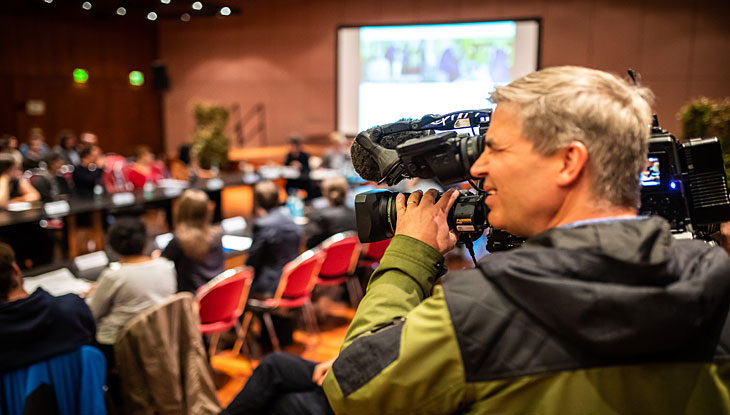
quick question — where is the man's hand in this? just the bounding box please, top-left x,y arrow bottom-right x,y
395,188 -> 460,255
312,356 -> 337,386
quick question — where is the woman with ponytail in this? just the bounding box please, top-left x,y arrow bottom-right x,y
162,189 -> 224,293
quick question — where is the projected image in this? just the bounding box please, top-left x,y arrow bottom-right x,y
360,23 -> 514,84
640,156 -> 661,187
337,20 -> 540,135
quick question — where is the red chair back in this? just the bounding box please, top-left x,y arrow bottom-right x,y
276,250 -> 325,300
362,238 -> 391,260
319,232 -> 361,278
197,267 -> 253,324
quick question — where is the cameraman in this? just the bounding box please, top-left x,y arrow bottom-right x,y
322,66 -> 730,414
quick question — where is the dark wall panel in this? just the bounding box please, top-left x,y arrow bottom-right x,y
0,14 -> 163,157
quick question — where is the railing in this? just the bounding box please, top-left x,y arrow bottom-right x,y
232,103 -> 267,147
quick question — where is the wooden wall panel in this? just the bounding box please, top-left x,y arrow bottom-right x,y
0,14 -> 163,157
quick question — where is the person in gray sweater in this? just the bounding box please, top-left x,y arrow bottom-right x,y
88,217 -> 176,365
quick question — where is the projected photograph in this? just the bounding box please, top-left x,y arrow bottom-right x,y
337,20 -> 539,134
360,24 -> 514,84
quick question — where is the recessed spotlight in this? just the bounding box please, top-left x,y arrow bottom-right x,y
82,2 -> 92,10
116,7 -> 126,15
192,2 -> 202,10
220,7 -> 231,16
147,12 -> 158,21
161,0 -> 171,4
180,13 -> 191,22
44,0 -> 53,3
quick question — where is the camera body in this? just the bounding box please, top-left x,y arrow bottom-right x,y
639,119 -> 730,236
353,109 -> 492,243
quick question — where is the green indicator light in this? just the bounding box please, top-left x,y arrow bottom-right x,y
129,71 -> 145,86
73,68 -> 89,83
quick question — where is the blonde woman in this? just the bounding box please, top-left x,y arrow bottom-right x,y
162,189 -> 224,293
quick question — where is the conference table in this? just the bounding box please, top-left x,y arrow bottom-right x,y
0,174 -> 253,260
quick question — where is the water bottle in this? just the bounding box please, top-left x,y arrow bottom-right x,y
286,192 -> 304,218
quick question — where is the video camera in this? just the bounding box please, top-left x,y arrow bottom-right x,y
638,116 -> 730,237
353,109 -> 492,250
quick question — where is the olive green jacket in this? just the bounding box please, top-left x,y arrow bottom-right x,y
323,217 -> 730,414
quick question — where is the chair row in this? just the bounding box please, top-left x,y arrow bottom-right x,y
195,232 -> 392,357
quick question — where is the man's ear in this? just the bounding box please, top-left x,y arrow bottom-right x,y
556,141 -> 588,187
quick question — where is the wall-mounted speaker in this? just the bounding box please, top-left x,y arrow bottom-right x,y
151,61 -> 169,91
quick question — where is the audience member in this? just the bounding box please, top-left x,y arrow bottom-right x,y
18,127 -> 48,158
170,144 -> 200,182
53,129 -> 80,166
78,131 -> 98,151
0,153 -> 40,209
31,151 -> 72,202
127,145 -> 166,189
162,189 -> 224,293
21,134 -> 46,172
321,131 -> 352,172
223,352 -> 335,415
0,242 -> 96,373
0,134 -> 23,167
305,176 -> 356,249
284,136 -> 311,196
72,145 -> 105,197
247,180 -> 302,296
88,217 -> 176,366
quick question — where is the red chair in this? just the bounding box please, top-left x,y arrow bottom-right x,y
315,232 -> 363,308
196,266 -> 254,358
243,249 -> 326,352
358,238 -> 392,270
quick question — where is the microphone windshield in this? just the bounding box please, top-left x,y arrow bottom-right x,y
350,124 -> 427,182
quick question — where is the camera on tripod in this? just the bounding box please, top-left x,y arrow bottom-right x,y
353,109 -> 492,244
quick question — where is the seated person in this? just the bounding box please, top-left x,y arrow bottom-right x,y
162,189 -> 224,293
305,176 -> 356,249
0,134 -> 23,167
31,151 -> 72,202
170,144 -> 200,182
127,146 -> 166,189
0,153 -> 40,209
88,217 -> 176,365
0,242 -> 96,373
53,130 -> 80,166
20,132 -> 47,172
247,180 -> 302,296
284,136 -> 311,196
72,145 -> 105,197
223,352 -> 335,415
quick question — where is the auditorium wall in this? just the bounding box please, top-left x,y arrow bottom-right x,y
159,0 -> 730,154
0,13 -> 164,156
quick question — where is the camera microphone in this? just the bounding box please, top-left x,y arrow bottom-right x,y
350,124 -> 429,183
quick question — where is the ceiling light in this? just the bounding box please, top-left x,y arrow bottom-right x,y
220,7 -> 231,16
147,12 -> 158,21
180,13 -> 191,22
161,0 -> 171,4
192,2 -> 202,10
82,2 -> 92,10
116,7 -> 126,15
44,0 -> 53,3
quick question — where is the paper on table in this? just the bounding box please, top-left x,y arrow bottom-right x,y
23,268 -> 91,296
